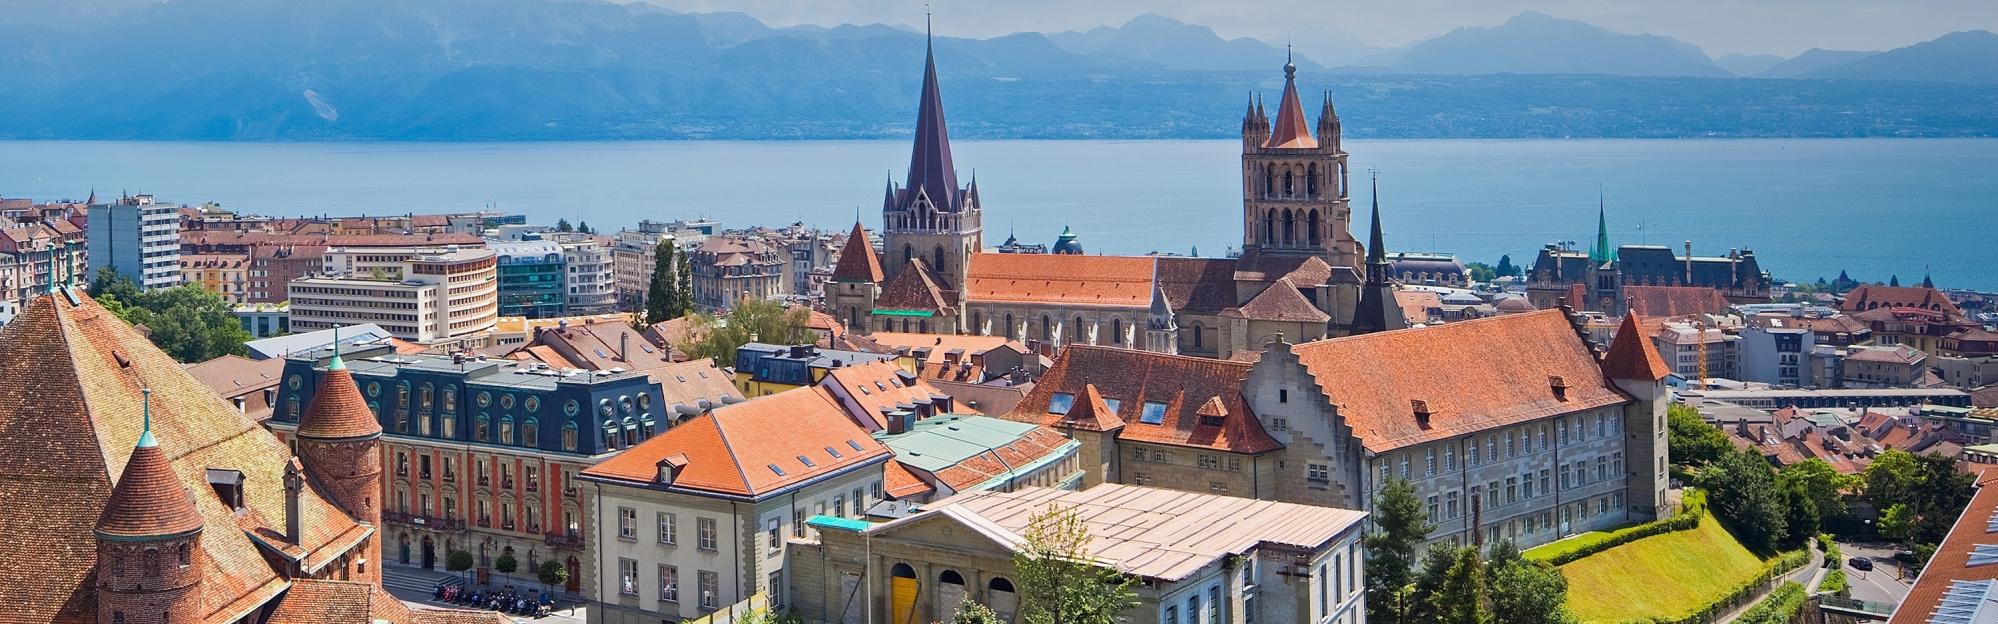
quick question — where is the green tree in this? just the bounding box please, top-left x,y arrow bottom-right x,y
1366,478 -> 1437,624
949,599 -> 1007,624
1406,546 -> 1459,624
494,553 -> 518,574
1667,403 -> 1731,468
1495,254 -> 1519,278
1012,505 -> 1139,624
1437,547 -> 1490,624
577,221 -> 594,234
686,300 -> 815,367
1486,540 -> 1574,624
1777,458 -> 1853,520
1697,449 -> 1788,553
1865,449 -> 1975,544
537,559 -> 570,590
645,240 -> 688,324
446,550 -> 474,573
1781,480 -> 1820,547
87,268 -> 253,363
1465,262 -> 1498,283
555,218 -> 574,232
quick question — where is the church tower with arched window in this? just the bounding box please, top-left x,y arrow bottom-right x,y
881,21 -> 981,324
1240,55 -> 1357,270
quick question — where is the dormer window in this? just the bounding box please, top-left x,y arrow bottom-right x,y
1048,392 -> 1075,415
1412,400 -> 1433,429
1549,376 -> 1569,401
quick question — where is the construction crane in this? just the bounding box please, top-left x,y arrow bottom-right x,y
1695,322 -> 1711,389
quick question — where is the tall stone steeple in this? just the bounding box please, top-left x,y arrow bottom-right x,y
1240,55 -> 1357,269
880,15 -> 981,323
294,328 -> 384,583
1349,175 -> 1407,335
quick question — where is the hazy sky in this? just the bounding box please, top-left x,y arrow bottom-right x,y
632,0 -> 1998,58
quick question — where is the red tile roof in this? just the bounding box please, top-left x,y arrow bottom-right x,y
830,223 -> 884,283
1060,384 -> 1125,432
1009,345 -> 1280,454
876,258 -> 953,313
96,440 -> 207,539
1264,73 -> 1319,149
0,292 -> 371,623
1843,284 -> 1962,316
883,461 -> 936,499
1286,310 -> 1629,451
298,366 -> 385,440
1624,286 -> 1730,318
964,253 -> 1155,308
1889,468 -> 1998,624
1154,257 -> 1241,314
582,387 -> 890,498
1604,313 -> 1671,381
1229,279 -> 1330,322
266,579 -> 507,624
822,359 -> 947,430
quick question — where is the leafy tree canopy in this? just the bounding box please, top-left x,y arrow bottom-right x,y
686,300 -> 815,367
87,268 -> 252,363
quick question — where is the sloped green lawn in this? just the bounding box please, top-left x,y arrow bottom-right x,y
1559,511 -> 1765,623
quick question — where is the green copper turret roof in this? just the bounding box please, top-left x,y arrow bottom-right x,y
1589,194 -> 1616,265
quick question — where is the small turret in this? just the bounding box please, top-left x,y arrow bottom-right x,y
96,389 -> 207,624
294,328 -> 384,583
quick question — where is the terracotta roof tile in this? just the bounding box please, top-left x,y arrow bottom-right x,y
1233,253 -> 1338,283
1059,384 -> 1125,432
582,387 -> 890,498
1842,284 -> 1962,316
876,258 -> 954,313
965,253 -> 1155,308
96,441 -> 206,539
1624,286 -> 1730,318
1395,290 -> 1444,324
1009,345 -> 1280,454
1888,468 -> 1998,624
1154,257 -> 1241,313
1286,310 -> 1628,451
1229,279 -> 1330,322
830,223 -> 885,283
1604,313 -> 1671,381
883,460 -> 936,499
298,367 -> 384,440
267,579 -> 508,624
823,360 -> 946,430
1265,74 -> 1319,149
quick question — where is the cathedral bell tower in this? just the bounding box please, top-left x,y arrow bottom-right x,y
881,18 -> 981,324
1241,54 -> 1357,269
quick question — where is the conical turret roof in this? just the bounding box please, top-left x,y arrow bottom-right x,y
1264,59 -> 1318,149
831,222 -> 885,283
1603,313 -> 1670,381
299,339 -> 383,440
905,27 -> 962,212
97,394 -> 204,540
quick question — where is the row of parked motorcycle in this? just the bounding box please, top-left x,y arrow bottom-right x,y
435,584 -> 555,617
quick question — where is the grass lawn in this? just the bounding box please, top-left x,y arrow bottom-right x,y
1559,511 -> 1764,623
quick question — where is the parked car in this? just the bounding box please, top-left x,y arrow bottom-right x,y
1850,556 -> 1874,571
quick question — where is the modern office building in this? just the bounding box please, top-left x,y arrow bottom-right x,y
288,246 -> 499,346
491,239 -> 569,318
86,193 -> 181,289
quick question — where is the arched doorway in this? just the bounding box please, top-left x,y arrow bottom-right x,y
988,577 -> 1018,623
565,557 -> 582,594
421,536 -> 436,570
398,533 -> 411,565
890,563 -> 919,624
937,570 -> 967,622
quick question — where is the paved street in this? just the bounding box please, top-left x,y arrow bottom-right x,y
384,564 -> 591,624
1836,540 -> 1914,606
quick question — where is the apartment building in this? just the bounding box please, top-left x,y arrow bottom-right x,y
289,246 -> 499,345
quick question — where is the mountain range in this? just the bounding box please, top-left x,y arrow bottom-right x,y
1,0 -> 1995,140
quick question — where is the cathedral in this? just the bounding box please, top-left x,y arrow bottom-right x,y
828,40 -> 1403,360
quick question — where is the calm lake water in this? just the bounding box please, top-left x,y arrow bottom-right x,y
1,139 -> 1993,290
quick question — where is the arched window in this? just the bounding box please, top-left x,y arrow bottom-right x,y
1074,316 -> 1085,344
522,418 -> 539,447
1193,324 -> 1204,348
398,382 -> 411,409
179,543 -> 191,567
1005,313 -> 1015,339
602,421 -> 618,450
918,320 -> 928,333
1041,315 -> 1052,341
1308,210 -> 1322,246
972,311 -> 983,334
1283,209 -> 1296,246
934,246 -> 946,274
419,383 -> 434,411
1264,165 -> 1276,198
1308,163 -> 1319,197
144,549 -> 161,577
562,423 -> 578,451
903,244 -> 914,267
1283,170 -> 1294,196
475,414 -> 491,442
1111,318 -> 1123,344
1264,209 -> 1277,244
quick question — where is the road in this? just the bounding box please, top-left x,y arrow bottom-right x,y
1837,540 -> 1914,606
383,564 -> 591,624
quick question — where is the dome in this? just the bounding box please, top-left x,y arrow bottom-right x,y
1051,226 -> 1084,255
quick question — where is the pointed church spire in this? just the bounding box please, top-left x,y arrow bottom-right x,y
1264,55 -> 1317,149
137,388 -> 156,449
1590,190 -> 1616,265
1365,173 -> 1387,267
328,324 -> 346,371
904,11 -> 961,213
1350,172 -> 1406,335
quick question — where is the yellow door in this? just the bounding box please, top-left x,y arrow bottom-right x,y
890,576 -> 919,624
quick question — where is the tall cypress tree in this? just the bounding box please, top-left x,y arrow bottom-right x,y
645,240 -> 680,324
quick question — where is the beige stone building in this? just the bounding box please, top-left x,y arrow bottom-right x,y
788,484 -> 1368,624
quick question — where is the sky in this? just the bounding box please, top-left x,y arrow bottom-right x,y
629,0 -> 1998,58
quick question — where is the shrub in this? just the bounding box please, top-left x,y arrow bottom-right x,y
1820,569 -> 1849,596
495,553 -> 518,574
1734,582 -> 1807,624
1538,490 -> 1707,566
445,550 -> 474,573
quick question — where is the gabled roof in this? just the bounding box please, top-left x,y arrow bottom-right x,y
1843,284 -> 1962,316
964,253 -> 1156,308
1060,384 -> 1125,432
1229,279 -> 1330,323
830,223 -> 884,283
1625,285 -> 1731,318
186,354 -> 285,398
876,258 -> 953,313
266,579 -> 506,624
1154,257 -> 1241,314
581,387 -> 890,499
821,359 -> 947,430
1604,313 -> 1671,382
874,414 -> 1077,495
0,292 -> 370,623
1887,469 -> 1998,624
1009,345 -> 1280,454
1285,310 -> 1629,451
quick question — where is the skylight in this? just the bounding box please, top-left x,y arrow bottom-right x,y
798,455 -> 817,468
825,446 -> 843,459
1104,398 -> 1122,414
1930,579 -> 1998,624
1973,544 -> 1998,567
768,464 -> 787,477
1140,402 -> 1168,425
1048,392 -> 1074,415
847,440 -> 865,452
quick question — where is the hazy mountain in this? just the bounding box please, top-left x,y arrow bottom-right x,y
1291,26 -> 1395,68
1715,53 -> 1785,76
1757,49 -> 1878,78
1044,14 -> 1321,71
1393,12 -> 1731,77
1800,30 -> 1998,84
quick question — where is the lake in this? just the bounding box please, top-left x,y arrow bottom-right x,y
1,139 -> 1993,290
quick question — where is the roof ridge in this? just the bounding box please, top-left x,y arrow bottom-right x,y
707,394 -> 758,496
1295,308 -> 1565,350
1062,343 -> 1251,370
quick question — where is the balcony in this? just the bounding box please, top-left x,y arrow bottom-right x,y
384,511 -> 467,532
545,530 -> 585,549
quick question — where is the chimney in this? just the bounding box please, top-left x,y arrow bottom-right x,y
620,332 -> 629,362
1730,248 -> 1740,284
885,411 -> 914,435
283,457 -> 305,544
1411,399 -> 1433,429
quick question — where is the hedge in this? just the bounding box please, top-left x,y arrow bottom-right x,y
1819,570 -> 1849,596
1615,549 -> 1810,624
1538,490 -> 1708,566
1734,582 -> 1807,624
